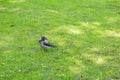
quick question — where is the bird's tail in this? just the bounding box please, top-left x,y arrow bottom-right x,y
52,45 -> 57,48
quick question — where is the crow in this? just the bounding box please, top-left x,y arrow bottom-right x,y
39,36 -> 56,49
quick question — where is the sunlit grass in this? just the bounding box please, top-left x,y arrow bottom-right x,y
9,0 -> 26,3
104,30 -> 120,38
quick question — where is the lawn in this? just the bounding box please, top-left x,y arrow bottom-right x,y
0,0 -> 120,80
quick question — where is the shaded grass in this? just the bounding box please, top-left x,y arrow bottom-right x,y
0,0 -> 120,80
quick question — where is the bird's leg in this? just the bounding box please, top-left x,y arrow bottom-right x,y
43,48 -> 48,52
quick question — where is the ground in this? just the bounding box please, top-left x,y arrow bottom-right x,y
0,0 -> 120,80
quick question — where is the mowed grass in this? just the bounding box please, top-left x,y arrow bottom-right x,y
0,0 -> 120,80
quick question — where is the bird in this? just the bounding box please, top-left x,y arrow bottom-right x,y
39,36 -> 57,49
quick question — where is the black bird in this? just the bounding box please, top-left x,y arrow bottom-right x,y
39,36 -> 56,49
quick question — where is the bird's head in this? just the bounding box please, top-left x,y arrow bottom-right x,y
40,36 -> 47,41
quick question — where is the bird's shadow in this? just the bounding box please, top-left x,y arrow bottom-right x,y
39,47 -> 58,53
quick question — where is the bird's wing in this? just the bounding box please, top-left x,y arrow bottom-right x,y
43,40 -> 56,47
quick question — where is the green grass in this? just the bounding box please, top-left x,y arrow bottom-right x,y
0,0 -> 120,80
